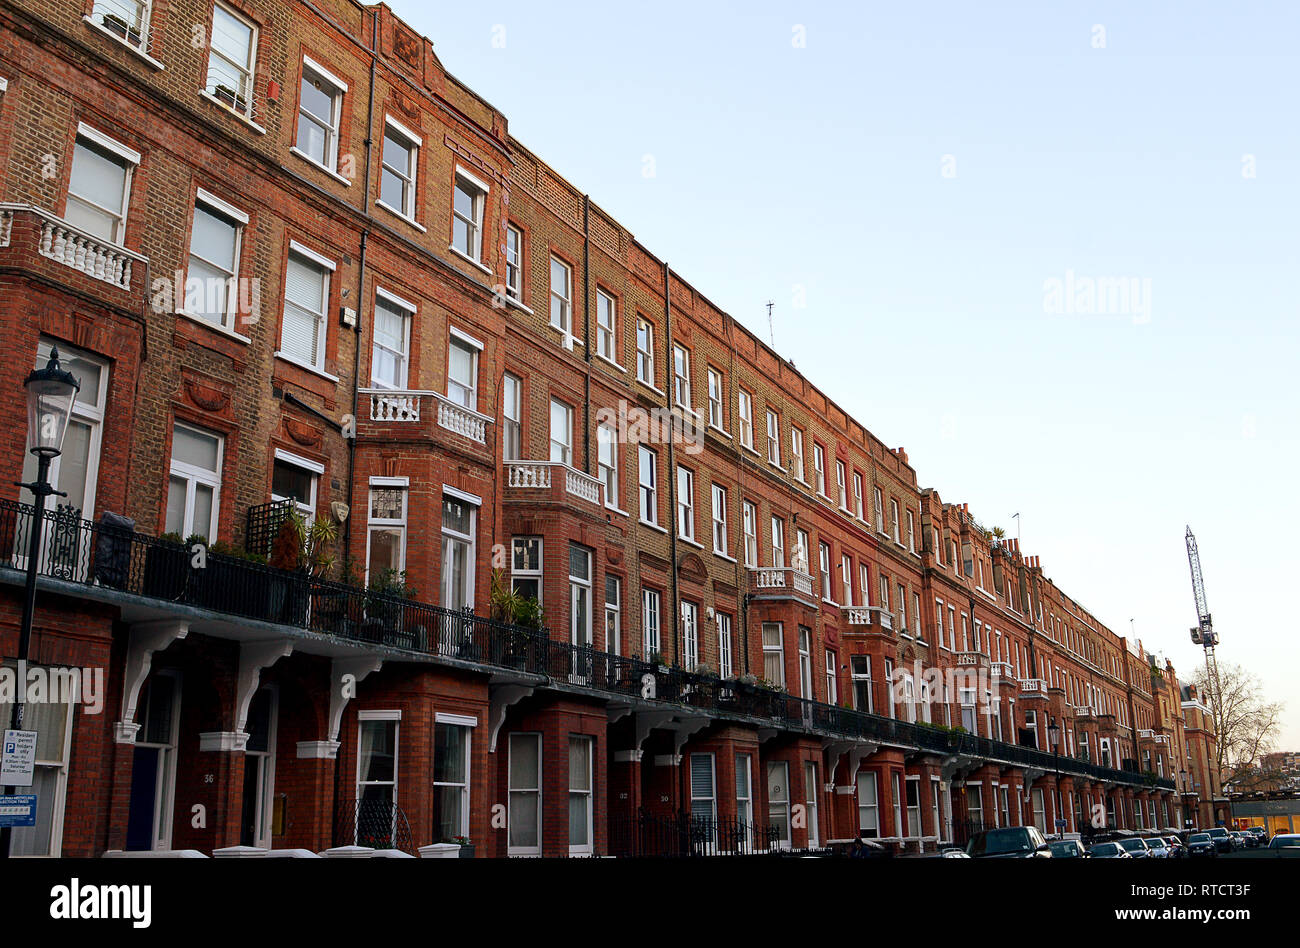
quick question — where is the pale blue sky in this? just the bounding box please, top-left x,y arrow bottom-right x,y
392,0 -> 1300,749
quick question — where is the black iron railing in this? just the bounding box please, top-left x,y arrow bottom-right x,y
608,810 -> 781,857
0,499 -> 1175,793
333,798 -> 416,854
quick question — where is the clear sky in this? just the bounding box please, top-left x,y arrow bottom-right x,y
390,0 -> 1300,749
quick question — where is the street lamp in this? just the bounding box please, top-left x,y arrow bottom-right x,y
1048,716 -> 1063,837
0,348 -> 79,859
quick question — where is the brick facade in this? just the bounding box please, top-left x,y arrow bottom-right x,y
0,0 -> 1217,858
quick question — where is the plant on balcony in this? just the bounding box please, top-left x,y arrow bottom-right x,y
646,649 -> 669,671
693,663 -> 718,678
488,570 -> 544,666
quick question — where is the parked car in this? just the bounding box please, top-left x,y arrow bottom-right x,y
1164,836 -> 1186,858
966,826 -> 1052,858
1206,826 -> 1234,852
1143,837 -> 1172,858
1087,841 -> 1132,858
1239,830 -> 1262,849
1228,831 -> 1247,850
1118,838 -> 1151,859
1187,832 -> 1217,858
1048,839 -> 1089,858
1267,833 -> 1300,852
939,847 -> 971,858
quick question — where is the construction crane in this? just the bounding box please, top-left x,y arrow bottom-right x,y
1185,526 -> 1221,726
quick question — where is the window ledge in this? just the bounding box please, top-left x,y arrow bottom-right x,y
289,147 -> 352,186
741,444 -> 761,459
595,353 -> 628,374
83,16 -> 165,70
679,535 -> 704,550
605,503 -> 630,518
713,550 -> 736,563
376,199 -> 426,232
707,423 -> 732,440
177,309 -> 251,344
274,351 -> 340,383
504,293 -> 534,316
634,377 -> 665,399
639,518 -> 667,534
198,90 -> 266,134
448,243 -> 492,275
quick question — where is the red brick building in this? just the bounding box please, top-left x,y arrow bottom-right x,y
0,0 -> 1205,857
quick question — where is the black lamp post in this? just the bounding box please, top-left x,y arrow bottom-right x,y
1048,716 -> 1063,837
0,348 -> 79,859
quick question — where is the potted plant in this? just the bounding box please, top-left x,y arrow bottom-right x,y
365,567 -> 416,645
452,836 -> 474,858
488,569 -> 545,667
646,650 -> 670,673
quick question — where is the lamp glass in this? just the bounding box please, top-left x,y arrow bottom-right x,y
24,349 -> 80,459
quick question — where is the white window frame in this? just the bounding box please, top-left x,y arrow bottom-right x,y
355,710 -> 400,847
718,613 -> 733,679
813,443 -> 826,496
642,588 -> 661,656
295,57 -> 346,172
507,732 -> 541,857
279,241 -> 334,372
550,398 -> 573,466
205,2 -> 258,118
741,500 -> 758,567
440,490 -> 478,611
790,428 -> 805,482
636,318 -> 655,385
598,422 -> 619,510
379,116 -> 420,220
762,621 -> 785,687
370,287 -> 413,390
549,256 -> 573,340
502,372 -> 521,460
184,189 -> 247,330
505,223 -> 523,300
451,168 -> 487,263
66,124 -> 139,245
596,289 -> 617,363
271,448 -> 321,525
431,716 -> 472,843
446,328 -> 481,410
673,344 -> 692,410
638,446 -> 658,526
568,735 -> 594,855
766,410 -> 781,466
737,389 -> 753,449
681,600 -> 699,671
677,466 -> 695,542
89,0 -> 153,52
365,476 -> 407,583
167,421 -> 223,540
711,483 -> 728,555
707,368 -> 724,428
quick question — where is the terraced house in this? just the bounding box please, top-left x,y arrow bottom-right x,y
0,0 -> 1203,857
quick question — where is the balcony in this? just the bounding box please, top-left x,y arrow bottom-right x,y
991,660 -> 1014,679
748,567 -> 818,608
0,203 -> 148,298
0,498 -> 1179,796
358,389 -> 493,446
842,605 -> 893,631
1019,678 -> 1048,698
955,651 -> 989,670
503,461 -> 603,509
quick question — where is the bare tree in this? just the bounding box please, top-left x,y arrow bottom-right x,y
1192,662 -> 1284,779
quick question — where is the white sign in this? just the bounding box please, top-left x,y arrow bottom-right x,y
1,729 -> 37,787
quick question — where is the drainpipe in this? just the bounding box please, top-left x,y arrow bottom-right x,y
663,262 -> 679,667
343,7 -> 380,570
582,195 -> 592,473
